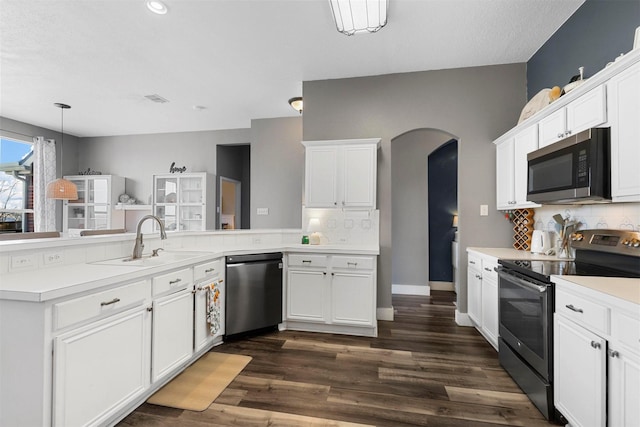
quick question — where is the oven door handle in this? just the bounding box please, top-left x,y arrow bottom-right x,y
497,269 -> 549,293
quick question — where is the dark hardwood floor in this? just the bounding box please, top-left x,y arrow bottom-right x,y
119,292 -> 556,426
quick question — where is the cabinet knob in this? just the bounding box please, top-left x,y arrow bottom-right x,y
557,133 -> 564,138
590,341 -> 601,349
609,349 -> 620,358
147,306 -> 153,312
475,274 -> 482,279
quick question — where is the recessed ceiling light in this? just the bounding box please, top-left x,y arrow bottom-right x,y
146,1 -> 168,15
192,105 -> 207,111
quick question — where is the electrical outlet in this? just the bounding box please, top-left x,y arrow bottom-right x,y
11,254 -> 35,270
44,251 -> 64,265
480,205 -> 489,216
257,208 -> 269,216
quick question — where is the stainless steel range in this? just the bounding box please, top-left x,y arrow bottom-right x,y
496,229 -> 640,423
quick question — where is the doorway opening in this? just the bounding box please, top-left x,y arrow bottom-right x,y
216,144 -> 250,229
391,129 -> 458,296
219,177 -> 241,229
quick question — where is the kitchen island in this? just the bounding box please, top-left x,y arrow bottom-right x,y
0,229 -> 379,427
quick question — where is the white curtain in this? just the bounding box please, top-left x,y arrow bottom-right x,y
33,136 -> 57,232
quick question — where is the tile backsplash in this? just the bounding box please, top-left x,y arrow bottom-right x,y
302,208 -> 379,246
534,203 -> 640,236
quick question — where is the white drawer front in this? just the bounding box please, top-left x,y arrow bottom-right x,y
194,258 -> 223,281
152,268 -> 193,296
288,254 -> 328,268
556,288 -> 610,335
332,256 -> 374,270
468,253 -> 482,269
612,310 -> 640,354
481,258 -> 498,281
53,280 -> 149,330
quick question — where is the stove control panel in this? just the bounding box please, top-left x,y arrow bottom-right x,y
571,229 -> 640,256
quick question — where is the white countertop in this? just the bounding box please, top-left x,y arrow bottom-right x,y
467,247 -> 566,261
0,243 -> 379,303
552,275 -> 640,306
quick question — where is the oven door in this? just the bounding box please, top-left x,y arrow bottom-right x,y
498,267 -> 553,381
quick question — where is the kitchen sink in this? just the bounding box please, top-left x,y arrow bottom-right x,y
91,251 -> 207,267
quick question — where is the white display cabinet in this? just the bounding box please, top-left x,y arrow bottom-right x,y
62,175 -> 125,233
153,173 -> 215,232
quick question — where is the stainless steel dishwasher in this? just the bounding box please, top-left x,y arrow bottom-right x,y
225,252 -> 283,337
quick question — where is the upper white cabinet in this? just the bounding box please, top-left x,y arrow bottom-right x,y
302,139 -> 380,209
495,125 -> 540,210
538,85 -> 607,148
608,61 -> 640,202
153,173 -> 215,231
63,175 -> 125,233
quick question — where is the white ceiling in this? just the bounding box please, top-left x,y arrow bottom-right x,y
0,0 -> 584,138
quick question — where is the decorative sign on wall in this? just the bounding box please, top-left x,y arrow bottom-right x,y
78,168 -> 102,175
169,162 -> 187,173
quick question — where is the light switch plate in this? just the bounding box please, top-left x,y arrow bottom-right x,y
480,205 -> 489,216
257,208 -> 269,216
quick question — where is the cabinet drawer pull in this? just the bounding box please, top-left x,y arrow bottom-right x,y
590,341 -> 601,349
347,262 -> 358,267
565,304 -> 583,313
169,278 -> 182,285
302,260 -> 312,264
475,274 -> 482,279
218,279 -> 224,283
484,267 -> 492,272
609,349 -> 619,358
205,268 -> 215,273
469,260 -> 476,265
100,298 -> 120,306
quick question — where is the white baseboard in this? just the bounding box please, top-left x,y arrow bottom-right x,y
392,284 -> 430,296
376,307 -> 394,321
430,281 -> 454,291
455,309 -> 474,327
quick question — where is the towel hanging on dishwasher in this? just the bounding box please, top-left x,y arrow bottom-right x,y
206,281 -> 221,335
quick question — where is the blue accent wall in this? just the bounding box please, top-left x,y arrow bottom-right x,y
428,139 -> 458,282
527,0 -> 639,99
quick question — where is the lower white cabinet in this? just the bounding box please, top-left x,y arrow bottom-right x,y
53,306 -> 151,427
466,250 -> 498,350
151,288 -> 194,382
554,277 -> 640,427
286,253 -> 377,337
193,258 -> 225,353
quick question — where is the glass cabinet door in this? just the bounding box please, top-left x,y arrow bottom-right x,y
86,205 -> 109,229
66,205 -> 86,229
155,205 -> 178,231
179,176 -> 203,204
89,178 -> 109,204
180,206 -> 203,231
69,178 -> 86,203
155,177 -> 178,204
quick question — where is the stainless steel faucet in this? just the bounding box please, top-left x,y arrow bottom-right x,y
132,215 -> 167,259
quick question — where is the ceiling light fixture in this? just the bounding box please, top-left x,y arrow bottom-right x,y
288,97 -> 303,114
329,0 -> 388,36
46,103 -> 78,200
146,0 -> 168,15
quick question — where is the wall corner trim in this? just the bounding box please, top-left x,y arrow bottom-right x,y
376,307 -> 394,321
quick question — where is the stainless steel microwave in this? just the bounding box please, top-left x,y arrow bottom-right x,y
527,127 -> 610,204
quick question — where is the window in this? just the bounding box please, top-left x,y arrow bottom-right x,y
0,136 -> 33,232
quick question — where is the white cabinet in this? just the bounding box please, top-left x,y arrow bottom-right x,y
554,277 -> 640,427
554,313 -> 607,427
302,139 -> 379,208
286,253 -> 377,336
466,250 -> 498,350
495,125 -> 540,210
63,175 -> 125,233
608,61 -> 640,202
153,173 -> 215,231
53,306 -> 151,427
151,268 -> 194,382
193,258 -> 225,353
538,85 -> 607,148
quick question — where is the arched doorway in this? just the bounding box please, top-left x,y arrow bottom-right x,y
391,128 -> 458,296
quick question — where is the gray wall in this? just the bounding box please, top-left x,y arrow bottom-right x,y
527,0 -> 639,98
1,116 -> 80,231
391,129 -> 453,289
303,63 -> 526,312
249,117 -> 303,229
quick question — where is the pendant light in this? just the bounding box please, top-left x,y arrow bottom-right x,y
329,0 -> 388,36
46,103 -> 78,200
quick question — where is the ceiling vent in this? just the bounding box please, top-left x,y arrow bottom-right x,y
144,94 -> 169,103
